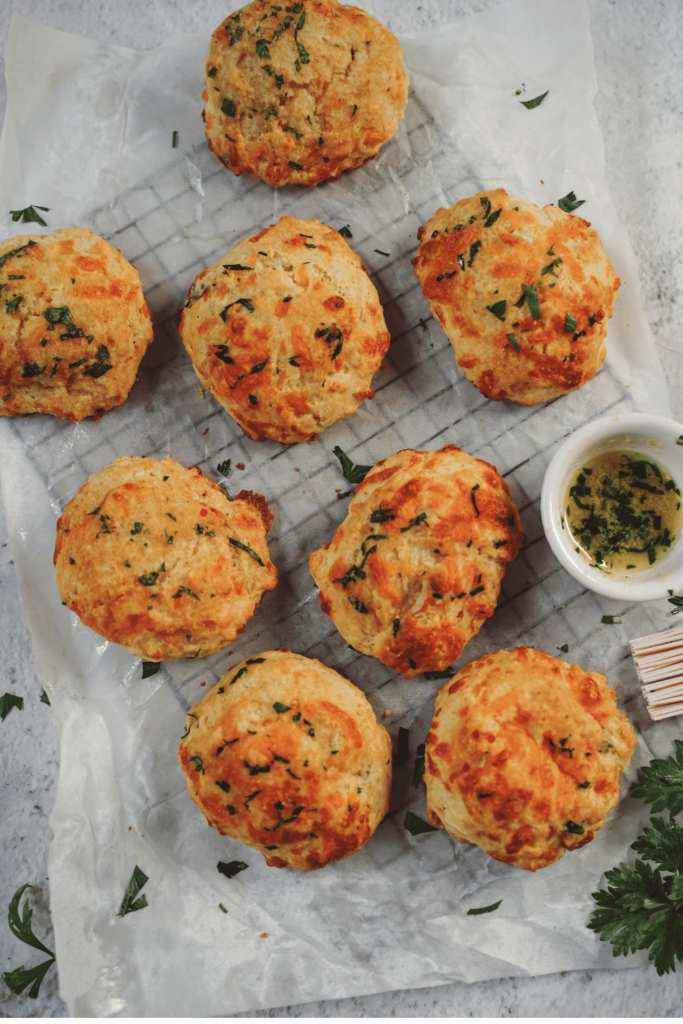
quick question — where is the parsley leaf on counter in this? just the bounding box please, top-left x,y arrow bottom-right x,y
404,810 -> 438,836
588,740 -> 683,975
2,885 -> 55,999
217,860 -> 248,879
0,692 -> 23,720
10,205 -> 50,226
467,899 -> 502,915
141,662 -> 160,679
520,90 -> 548,109
118,866 -> 149,917
217,459 -> 232,478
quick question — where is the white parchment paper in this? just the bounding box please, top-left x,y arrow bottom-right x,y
1,0 -> 681,1015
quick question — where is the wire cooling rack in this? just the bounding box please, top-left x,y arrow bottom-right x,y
3,99 -> 642,732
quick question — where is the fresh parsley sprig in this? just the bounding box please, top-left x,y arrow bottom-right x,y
632,740 -> 683,817
588,740 -> 683,975
3,885 -> 56,999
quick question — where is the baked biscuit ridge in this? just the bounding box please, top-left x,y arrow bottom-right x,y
178,649 -> 392,870
203,0 -> 409,187
309,446 -> 524,679
412,189 -> 620,405
53,456 -> 277,661
179,215 -> 391,444
425,647 -> 637,871
0,228 -> 153,421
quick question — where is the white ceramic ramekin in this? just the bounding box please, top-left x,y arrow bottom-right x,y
541,412 -> 683,601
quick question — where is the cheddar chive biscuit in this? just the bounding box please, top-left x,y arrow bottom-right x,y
412,189 -> 620,404
203,0 -> 409,187
54,456 -> 277,661
179,650 -> 392,870
309,445 -> 524,678
179,216 -> 391,443
0,228 -> 153,421
425,647 -> 637,871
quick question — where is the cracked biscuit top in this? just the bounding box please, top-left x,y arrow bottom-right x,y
54,456 -> 277,661
179,649 -> 392,870
203,0 -> 409,187
425,647 -> 637,871
412,189 -> 620,405
0,228 -> 153,421
309,445 -> 524,679
179,216 -> 391,443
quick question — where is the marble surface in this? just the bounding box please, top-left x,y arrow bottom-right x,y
1,0 -> 683,1017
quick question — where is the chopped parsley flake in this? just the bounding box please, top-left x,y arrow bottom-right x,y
520,90 -> 549,109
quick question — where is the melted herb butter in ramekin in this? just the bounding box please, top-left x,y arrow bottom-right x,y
564,451 -> 683,572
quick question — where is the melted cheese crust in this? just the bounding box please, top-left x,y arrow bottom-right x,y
0,229 -> 153,421
412,189 -> 620,404
179,650 -> 392,870
180,216 -> 390,443
425,647 -> 637,871
309,446 -> 524,678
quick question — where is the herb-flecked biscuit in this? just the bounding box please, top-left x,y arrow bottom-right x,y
411,189 -> 620,405
54,456 -> 277,661
179,216 -> 391,443
203,0 -> 409,187
0,229 -> 153,421
179,650 -> 392,870
425,647 -> 637,871
309,446 -> 524,679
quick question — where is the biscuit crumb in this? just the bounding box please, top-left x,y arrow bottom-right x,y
202,428 -> 209,435
260,933 -> 269,939
384,710 -> 392,717
194,386 -> 205,399
236,463 -> 245,471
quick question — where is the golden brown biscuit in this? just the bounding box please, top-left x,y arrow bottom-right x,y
179,216 -> 390,443
425,647 -> 637,871
179,650 -> 392,870
309,446 -> 524,678
203,0 -> 409,187
54,456 -> 277,660
411,189 -> 620,404
0,229 -> 153,421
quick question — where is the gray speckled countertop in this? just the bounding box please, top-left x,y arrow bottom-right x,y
1,0 -> 683,1017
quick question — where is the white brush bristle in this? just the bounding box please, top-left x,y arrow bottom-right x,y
631,623 -> 683,721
